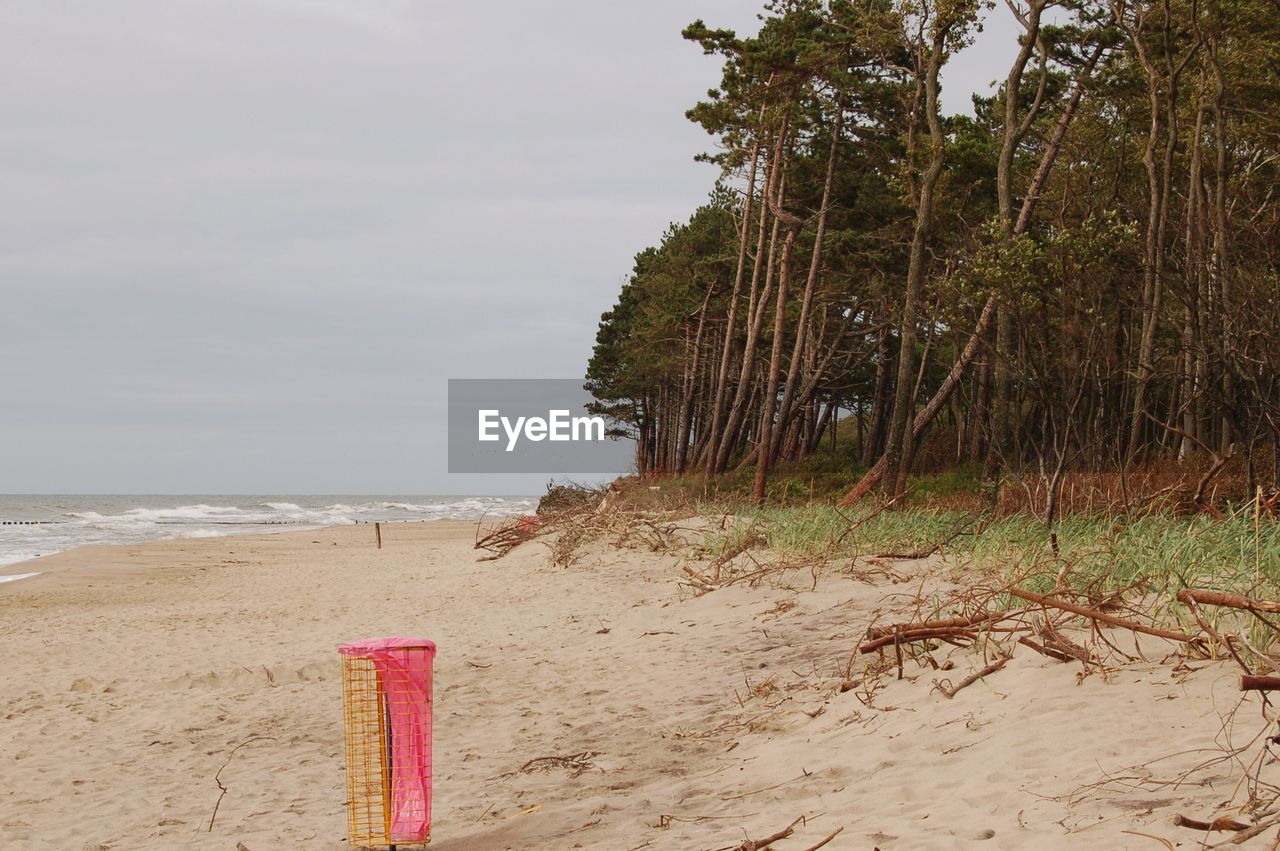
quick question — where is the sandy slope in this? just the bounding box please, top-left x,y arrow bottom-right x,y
0,520 -> 1273,850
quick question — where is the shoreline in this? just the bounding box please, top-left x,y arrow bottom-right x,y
0,519 -> 1261,849
0,526 -> 325,589
0,515 -> 520,588
0,494 -> 538,576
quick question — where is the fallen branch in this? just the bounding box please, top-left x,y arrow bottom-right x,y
858,627 -> 977,655
1008,587 -> 1196,643
1172,813 -> 1250,831
1177,589 -> 1280,615
1017,636 -> 1073,663
939,656 -> 1010,698
1240,675 -> 1280,692
1211,814 -> 1280,846
1191,450 -> 1235,510
474,516 -> 541,560
681,564 -> 719,593
866,611 -> 1012,639
1038,623 -> 1093,665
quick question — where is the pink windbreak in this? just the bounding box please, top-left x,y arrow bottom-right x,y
339,637 -> 436,842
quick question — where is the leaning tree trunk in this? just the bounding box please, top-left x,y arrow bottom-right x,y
839,39 -> 1103,506
984,0 -> 1047,497
883,28 -> 948,502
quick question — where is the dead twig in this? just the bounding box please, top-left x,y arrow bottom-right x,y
722,816 -> 804,851
802,826 -> 845,851
1120,829 -> 1175,848
207,736 -> 275,832
938,655 -> 1011,698
721,773 -> 809,801
873,515 -> 978,560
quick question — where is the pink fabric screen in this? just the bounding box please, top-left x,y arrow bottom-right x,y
340,636 -> 436,842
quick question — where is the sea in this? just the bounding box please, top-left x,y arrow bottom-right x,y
0,495 -> 538,581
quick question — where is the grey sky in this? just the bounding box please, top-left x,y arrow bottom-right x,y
0,1 -> 1017,495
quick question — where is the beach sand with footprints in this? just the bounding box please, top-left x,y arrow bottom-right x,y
0,519 -> 1270,849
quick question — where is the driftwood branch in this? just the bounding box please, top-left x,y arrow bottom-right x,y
1177,589 -> 1280,615
1008,587 -> 1196,643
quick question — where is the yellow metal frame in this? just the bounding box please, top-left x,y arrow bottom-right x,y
341,646 -> 432,849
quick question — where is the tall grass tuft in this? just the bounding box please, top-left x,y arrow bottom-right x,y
715,502 -> 1280,598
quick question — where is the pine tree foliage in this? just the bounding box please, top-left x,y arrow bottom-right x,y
586,0 -> 1280,503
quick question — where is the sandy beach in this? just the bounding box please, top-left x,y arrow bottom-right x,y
0,520 -> 1271,849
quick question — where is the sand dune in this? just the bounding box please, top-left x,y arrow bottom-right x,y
0,521 -> 1272,849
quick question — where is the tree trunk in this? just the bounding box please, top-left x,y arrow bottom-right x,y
714,121 -> 790,473
752,200 -> 802,501
839,37 -> 1104,505
704,133 -> 764,471
883,28 -> 949,501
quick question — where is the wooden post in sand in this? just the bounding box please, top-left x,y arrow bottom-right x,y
375,523 -> 382,550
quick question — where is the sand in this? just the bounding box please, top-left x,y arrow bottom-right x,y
0,520 -> 1273,850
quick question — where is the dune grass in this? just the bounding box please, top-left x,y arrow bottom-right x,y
705,501 -> 1280,599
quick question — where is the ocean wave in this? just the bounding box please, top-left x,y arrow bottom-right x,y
123,504 -> 248,520
0,495 -> 536,569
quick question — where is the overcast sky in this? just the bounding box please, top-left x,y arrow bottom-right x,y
0,1 -> 1018,495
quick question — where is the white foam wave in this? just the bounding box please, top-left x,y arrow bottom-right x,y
0,572 -> 40,584
0,495 -> 537,569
